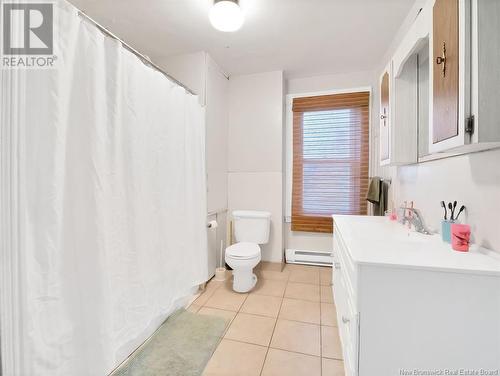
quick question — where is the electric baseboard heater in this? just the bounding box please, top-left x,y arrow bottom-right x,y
285,249 -> 333,267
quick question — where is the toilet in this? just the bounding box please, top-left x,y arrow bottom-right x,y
225,210 -> 271,293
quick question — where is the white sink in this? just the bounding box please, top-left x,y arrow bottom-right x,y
333,214 -> 500,276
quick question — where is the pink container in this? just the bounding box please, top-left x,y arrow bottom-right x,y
451,224 -> 471,252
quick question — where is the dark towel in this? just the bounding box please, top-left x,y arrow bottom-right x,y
366,177 -> 388,216
366,177 -> 381,203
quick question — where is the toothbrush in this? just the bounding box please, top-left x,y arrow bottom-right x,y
451,201 -> 457,220
441,201 -> 447,220
448,202 -> 453,220
455,205 -> 465,221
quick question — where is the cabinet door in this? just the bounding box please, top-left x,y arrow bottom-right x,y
380,71 -> 390,162
432,0 -> 459,143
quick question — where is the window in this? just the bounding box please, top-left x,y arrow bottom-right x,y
291,91 -> 370,233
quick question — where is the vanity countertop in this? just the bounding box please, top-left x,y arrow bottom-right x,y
332,215 -> 500,276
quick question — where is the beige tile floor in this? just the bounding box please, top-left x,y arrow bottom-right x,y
188,262 -> 345,376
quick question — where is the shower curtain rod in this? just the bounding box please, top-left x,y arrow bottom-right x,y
77,10 -> 197,96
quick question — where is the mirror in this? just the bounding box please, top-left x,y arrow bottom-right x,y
417,40 -> 430,160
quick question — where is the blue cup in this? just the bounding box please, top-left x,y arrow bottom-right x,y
441,220 -> 455,243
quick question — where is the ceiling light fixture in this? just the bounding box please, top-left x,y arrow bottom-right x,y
209,0 -> 244,32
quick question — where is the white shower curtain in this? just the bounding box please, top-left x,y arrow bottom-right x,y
1,1 -> 208,375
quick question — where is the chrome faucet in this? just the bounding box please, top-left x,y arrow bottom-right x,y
399,205 -> 432,235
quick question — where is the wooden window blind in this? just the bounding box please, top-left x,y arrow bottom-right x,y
291,91 -> 370,233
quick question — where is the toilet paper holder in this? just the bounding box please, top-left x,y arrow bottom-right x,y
207,220 -> 218,229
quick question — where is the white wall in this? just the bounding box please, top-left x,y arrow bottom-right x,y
284,70 -> 379,252
156,52 -> 207,104
228,71 -> 284,262
389,150 -> 500,252
205,55 -> 229,214
286,70 -> 376,95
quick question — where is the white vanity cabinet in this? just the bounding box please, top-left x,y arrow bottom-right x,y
332,215 -> 500,376
332,228 -> 360,375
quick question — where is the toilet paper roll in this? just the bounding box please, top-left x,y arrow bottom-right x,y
207,220 -> 218,229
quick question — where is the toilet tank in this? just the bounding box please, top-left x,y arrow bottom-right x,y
232,210 -> 271,245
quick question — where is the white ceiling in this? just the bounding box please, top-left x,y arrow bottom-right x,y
69,0 -> 416,78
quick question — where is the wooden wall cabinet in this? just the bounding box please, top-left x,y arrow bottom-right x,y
391,53 -> 420,165
379,4 -> 431,167
429,0 -> 500,154
379,2 -> 431,167
432,0 -> 459,144
379,65 -> 391,165
379,0 -> 500,166
380,55 -> 421,166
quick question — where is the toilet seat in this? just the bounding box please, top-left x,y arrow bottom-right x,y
226,242 -> 260,260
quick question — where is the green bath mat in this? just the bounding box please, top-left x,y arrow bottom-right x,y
112,309 -> 228,376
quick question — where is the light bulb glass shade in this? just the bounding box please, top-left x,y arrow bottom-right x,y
209,0 -> 244,32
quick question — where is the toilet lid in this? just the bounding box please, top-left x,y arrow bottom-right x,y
226,242 -> 260,259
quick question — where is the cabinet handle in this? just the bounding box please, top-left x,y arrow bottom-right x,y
380,114 -> 387,120
435,41 -> 447,78
342,316 -> 350,324
334,262 -> 341,270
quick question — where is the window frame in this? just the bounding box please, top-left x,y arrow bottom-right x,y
284,87 -> 373,232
